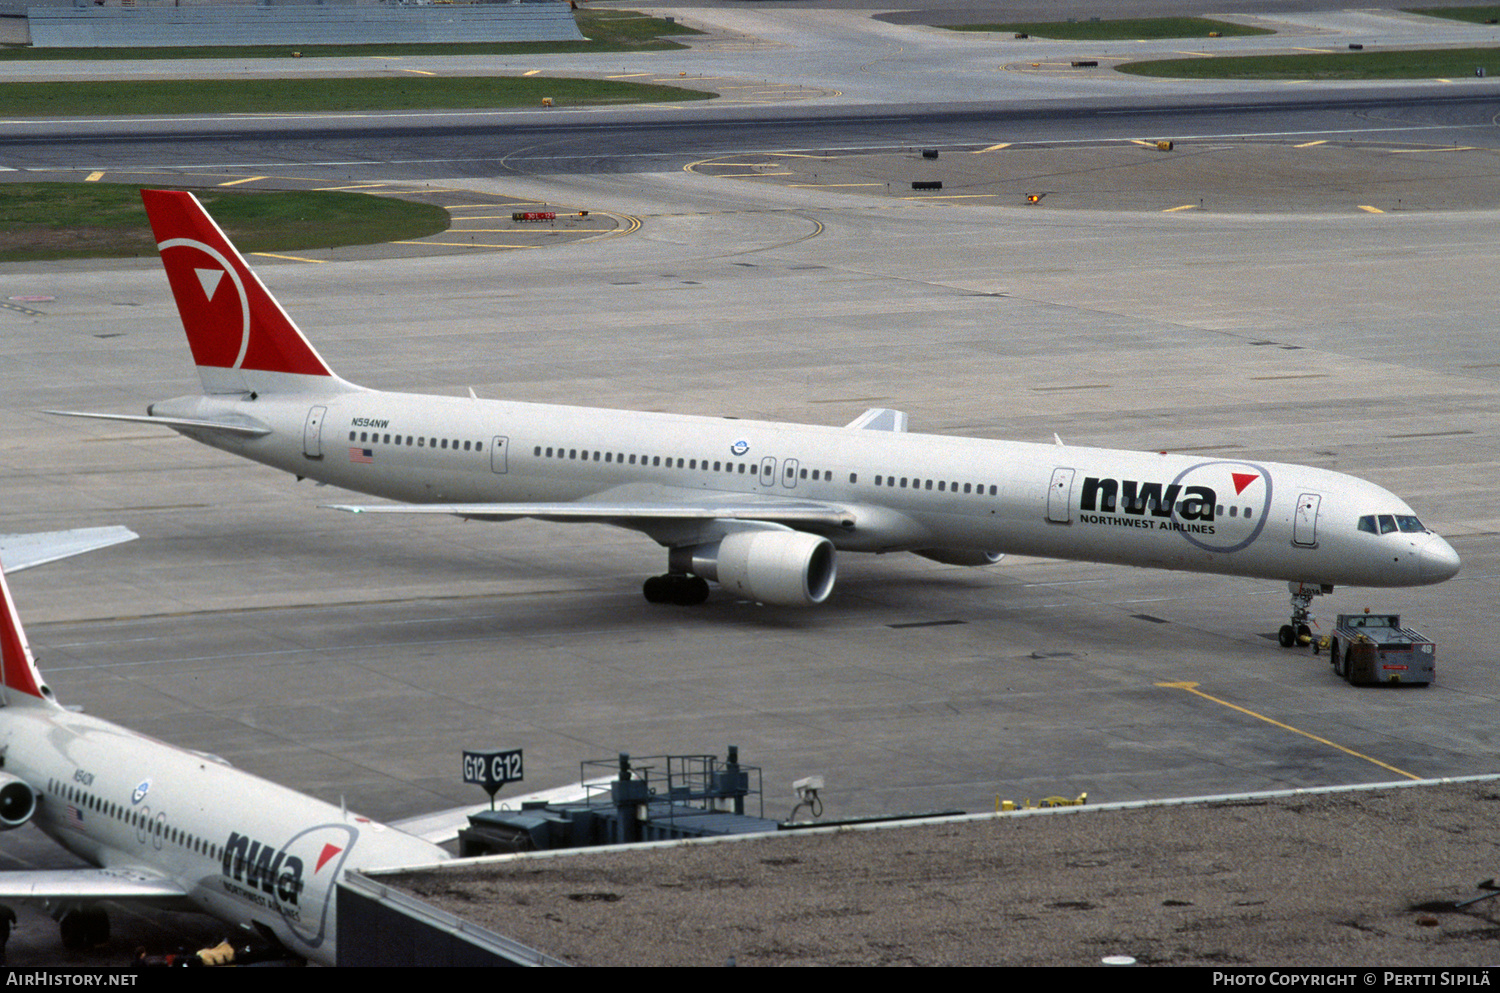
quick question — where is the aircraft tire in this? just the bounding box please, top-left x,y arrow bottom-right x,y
1278,625 -> 1296,648
643,576 -> 670,604
83,908 -> 109,946
58,911 -> 88,950
672,576 -> 711,606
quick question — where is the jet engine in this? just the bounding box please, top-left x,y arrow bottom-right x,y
913,549 -> 1005,567
671,531 -> 837,606
0,773 -> 37,830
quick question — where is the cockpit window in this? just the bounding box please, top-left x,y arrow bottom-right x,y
1359,514 -> 1428,535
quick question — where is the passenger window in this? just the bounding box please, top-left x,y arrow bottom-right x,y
418,437 -> 425,447
349,431 -> 356,441
849,473 -> 858,483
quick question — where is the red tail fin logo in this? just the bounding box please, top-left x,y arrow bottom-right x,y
141,189 -> 336,380
0,569 -> 49,702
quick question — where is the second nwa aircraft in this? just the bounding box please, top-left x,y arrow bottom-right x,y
57,190 -> 1459,641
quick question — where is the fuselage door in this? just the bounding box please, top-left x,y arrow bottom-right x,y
1293,492 -> 1321,547
760,457 -> 777,487
302,406 -> 326,459
490,436 -> 509,474
782,458 -> 800,489
1047,468 -> 1075,524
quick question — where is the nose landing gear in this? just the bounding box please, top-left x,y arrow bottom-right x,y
1278,582 -> 1332,648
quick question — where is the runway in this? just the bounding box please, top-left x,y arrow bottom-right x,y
0,2 -> 1498,964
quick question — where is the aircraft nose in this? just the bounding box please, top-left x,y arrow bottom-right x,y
1418,535 -> 1461,583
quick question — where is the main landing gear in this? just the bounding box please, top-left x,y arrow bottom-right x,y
57,906 -> 109,950
643,573 -> 710,606
1277,582 -> 1332,648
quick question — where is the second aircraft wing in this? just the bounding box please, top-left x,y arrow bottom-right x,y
0,866 -> 189,901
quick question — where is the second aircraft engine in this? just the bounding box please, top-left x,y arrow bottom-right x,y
0,773 -> 37,830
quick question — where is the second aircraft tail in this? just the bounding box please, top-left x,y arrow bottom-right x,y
140,189 -> 360,396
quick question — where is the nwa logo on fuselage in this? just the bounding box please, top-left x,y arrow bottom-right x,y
222,832 -> 304,906
1080,461 -> 1274,556
1081,477 -> 1217,521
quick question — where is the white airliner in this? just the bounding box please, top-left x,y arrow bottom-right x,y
53,190 -> 1460,644
0,561 -> 453,964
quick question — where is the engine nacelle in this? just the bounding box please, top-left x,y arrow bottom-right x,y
672,531 -> 837,606
913,549 -> 1005,568
0,773 -> 37,830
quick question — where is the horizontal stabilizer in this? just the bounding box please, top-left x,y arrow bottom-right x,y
0,867 -> 188,902
845,408 -> 909,432
0,527 -> 138,574
46,410 -> 271,438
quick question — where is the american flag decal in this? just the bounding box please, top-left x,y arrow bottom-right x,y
348,448 -> 373,464
65,804 -> 83,826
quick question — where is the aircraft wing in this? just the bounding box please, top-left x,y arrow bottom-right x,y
391,777 -> 613,845
326,487 -> 855,530
844,407 -> 909,432
0,527 -> 139,573
329,500 -> 854,528
0,867 -> 188,901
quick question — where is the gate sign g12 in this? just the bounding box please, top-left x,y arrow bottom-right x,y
463,748 -> 524,797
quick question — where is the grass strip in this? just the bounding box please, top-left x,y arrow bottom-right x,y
1117,46 -> 1500,79
0,183 -> 449,262
944,17 -> 1272,40
1405,6 -> 1500,25
0,9 -> 697,60
0,75 -> 710,117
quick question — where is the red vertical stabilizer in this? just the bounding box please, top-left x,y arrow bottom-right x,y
0,567 -> 49,702
140,189 -> 342,385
